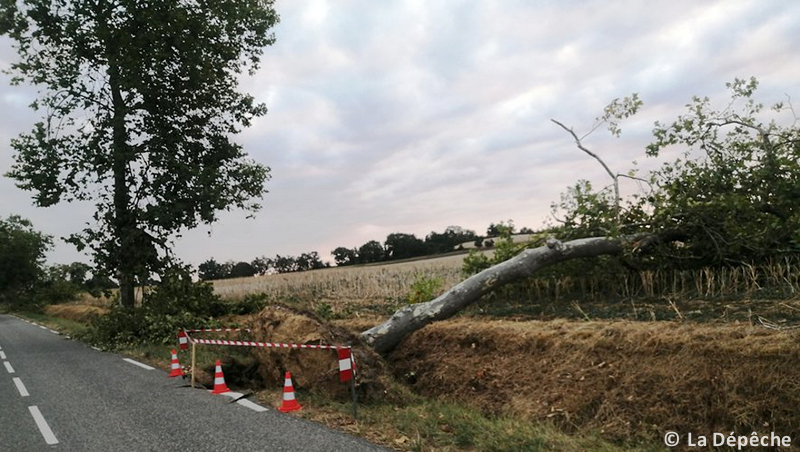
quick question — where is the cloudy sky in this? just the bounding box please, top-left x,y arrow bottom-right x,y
1,0 -> 799,268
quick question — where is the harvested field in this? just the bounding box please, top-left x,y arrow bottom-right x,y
389,319 -> 800,443
209,255 -> 800,322
211,254 -> 467,302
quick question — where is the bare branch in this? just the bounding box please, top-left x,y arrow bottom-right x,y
552,118 -> 621,225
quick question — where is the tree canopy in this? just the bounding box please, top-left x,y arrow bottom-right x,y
1,0 -> 279,307
551,77 -> 800,268
0,215 -> 51,304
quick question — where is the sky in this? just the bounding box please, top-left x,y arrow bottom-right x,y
1,0 -> 799,268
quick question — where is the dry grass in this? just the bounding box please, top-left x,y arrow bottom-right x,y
211,254 -> 467,302
211,255 -> 800,309
390,318 -> 800,443
44,304 -> 109,323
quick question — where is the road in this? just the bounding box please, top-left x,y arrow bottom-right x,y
0,314 -> 386,451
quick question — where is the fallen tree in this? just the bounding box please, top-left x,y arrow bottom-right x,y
361,236 -> 631,354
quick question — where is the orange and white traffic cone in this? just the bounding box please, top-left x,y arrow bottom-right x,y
211,360 -> 231,394
168,349 -> 184,378
278,372 -> 302,413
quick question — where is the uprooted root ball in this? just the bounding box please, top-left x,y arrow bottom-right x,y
248,305 -> 395,402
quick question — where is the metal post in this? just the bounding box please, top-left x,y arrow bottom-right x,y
191,342 -> 197,389
350,356 -> 357,419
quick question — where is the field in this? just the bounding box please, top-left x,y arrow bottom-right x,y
40,252 -> 800,450
211,252 -> 469,301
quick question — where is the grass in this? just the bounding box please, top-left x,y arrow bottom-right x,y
275,390 -> 665,451
11,309 -> 92,337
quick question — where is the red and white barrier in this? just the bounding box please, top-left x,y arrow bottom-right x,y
188,337 -> 348,350
180,328 -> 356,385
184,328 -> 251,333
177,330 -> 189,351
338,348 -> 353,382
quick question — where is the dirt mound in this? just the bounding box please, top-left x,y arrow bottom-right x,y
389,319 -> 800,442
248,305 -> 393,402
44,304 -> 108,323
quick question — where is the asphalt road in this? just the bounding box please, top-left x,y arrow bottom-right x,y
0,314 -> 386,451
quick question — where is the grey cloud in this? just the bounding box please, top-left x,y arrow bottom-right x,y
3,0 -> 800,266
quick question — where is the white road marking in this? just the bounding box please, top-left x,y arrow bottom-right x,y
237,399 -> 269,412
48,329 -> 59,334
123,358 -> 155,370
218,391 -> 242,399
38,325 -> 47,330
0,351 -> 6,359
91,346 -> 102,351
13,377 -> 30,397
4,361 -> 14,373
29,406 -> 59,445
215,391 -> 269,412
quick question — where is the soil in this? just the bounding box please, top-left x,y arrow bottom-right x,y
247,305 -> 396,402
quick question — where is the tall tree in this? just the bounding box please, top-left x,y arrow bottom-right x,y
1,1 -> 279,307
425,225 -> 478,253
229,261 -> 256,278
198,258 -> 228,281
384,233 -> 427,260
331,247 -> 358,266
357,240 -> 385,264
0,215 -> 52,304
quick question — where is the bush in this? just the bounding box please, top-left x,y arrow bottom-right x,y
227,293 -> 269,315
84,267 -> 223,349
407,274 -> 444,304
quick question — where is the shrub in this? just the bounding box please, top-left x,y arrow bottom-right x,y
84,267 -> 223,349
407,274 -> 444,304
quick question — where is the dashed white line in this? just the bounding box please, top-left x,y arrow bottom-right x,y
4,361 -> 14,373
38,325 -> 47,330
48,329 -> 59,335
13,377 -> 30,397
123,358 -> 155,370
237,399 -> 269,412
29,406 -> 59,445
91,346 -> 102,352
0,350 -> 6,359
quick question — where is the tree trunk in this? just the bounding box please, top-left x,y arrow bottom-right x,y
109,60 -> 135,308
360,236 -> 627,354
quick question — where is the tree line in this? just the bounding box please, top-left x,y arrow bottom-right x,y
197,252 -> 330,280
0,215 -> 117,308
197,223 -> 536,281
331,223 -> 535,266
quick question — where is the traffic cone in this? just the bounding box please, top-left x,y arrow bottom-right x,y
211,360 -> 231,394
168,349 -> 184,378
278,372 -> 302,413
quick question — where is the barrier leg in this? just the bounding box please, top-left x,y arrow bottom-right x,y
350,357 -> 357,419
191,342 -> 197,389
